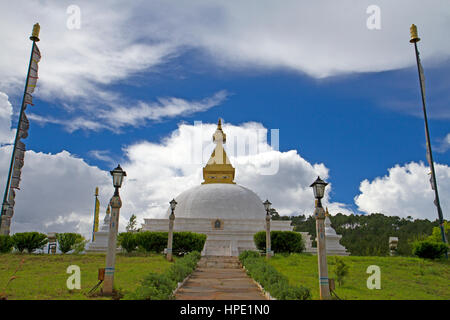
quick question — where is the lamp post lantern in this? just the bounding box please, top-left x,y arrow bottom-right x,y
103,164 -> 126,296
263,199 -> 272,259
167,198 -> 177,261
310,176 -> 331,300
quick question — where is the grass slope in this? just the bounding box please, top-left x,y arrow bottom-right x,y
0,253 -> 171,300
268,253 -> 450,300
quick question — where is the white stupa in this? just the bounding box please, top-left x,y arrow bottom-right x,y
142,119 -> 293,256
315,208 -> 349,256
86,205 -> 111,253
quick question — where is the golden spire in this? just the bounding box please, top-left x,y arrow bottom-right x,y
202,119 -> 235,184
325,207 -> 330,217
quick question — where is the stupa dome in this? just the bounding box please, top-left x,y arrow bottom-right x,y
166,183 -> 266,220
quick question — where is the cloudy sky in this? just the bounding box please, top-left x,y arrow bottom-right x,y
0,0 -> 449,238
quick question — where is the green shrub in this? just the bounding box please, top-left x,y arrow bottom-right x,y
135,231 -> 206,254
427,221 -> 449,243
125,251 -> 201,300
135,232 -> 167,253
239,250 -> 311,300
0,235 -> 14,253
239,250 -> 260,260
118,232 -> 137,253
11,232 -> 48,253
334,256 -> 349,286
412,240 -> 448,259
72,237 -> 87,254
254,231 -> 305,253
173,232 -> 207,254
56,233 -> 84,254
127,273 -> 176,300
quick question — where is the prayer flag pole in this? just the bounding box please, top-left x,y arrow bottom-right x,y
410,24 -> 448,257
0,23 -> 40,235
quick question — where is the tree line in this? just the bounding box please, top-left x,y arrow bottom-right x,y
270,209 -> 446,256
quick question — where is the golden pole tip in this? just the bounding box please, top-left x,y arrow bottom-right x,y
95,187 -> 99,196
30,23 -> 40,42
410,24 -> 420,43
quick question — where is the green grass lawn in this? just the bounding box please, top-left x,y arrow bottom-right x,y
268,253 -> 450,300
0,253 -> 172,300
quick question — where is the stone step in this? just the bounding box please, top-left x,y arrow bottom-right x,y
197,256 -> 241,269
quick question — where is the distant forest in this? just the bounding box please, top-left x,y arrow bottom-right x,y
270,209 -> 446,256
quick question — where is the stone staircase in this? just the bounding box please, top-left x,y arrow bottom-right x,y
174,256 -> 267,300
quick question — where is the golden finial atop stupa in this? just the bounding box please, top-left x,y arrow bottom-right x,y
202,118 -> 235,184
213,118 -> 226,144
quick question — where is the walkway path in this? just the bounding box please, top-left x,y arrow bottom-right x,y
175,256 -> 267,300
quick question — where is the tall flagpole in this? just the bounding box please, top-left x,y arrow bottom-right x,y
410,24 -> 448,257
0,23 -> 40,235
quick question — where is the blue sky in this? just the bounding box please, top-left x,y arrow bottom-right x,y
24,56 -> 450,209
0,1 -> 449,235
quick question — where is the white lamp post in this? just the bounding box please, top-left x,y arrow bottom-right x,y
263,199 -> 272,259
103,164 -> 126,296
167,198 -> 177,261
310,176 -> 331,300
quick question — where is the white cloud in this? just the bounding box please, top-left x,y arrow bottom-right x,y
97,90 -> 229,130
88,150 -> 116,166
355,161 -> 450,220
0,92 -> 15,145
435,133 -> 450,153
2,1 -> 450,130
118,121 -> 354,227
1,119 -> 353,238
0,146 -> 111,238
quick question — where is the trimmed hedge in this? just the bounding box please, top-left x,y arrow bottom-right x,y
254,231 -> 305,253
239,250 -> 311,300
136,232 -> 167,253
11,232 -> 48,253
412,240 -> 448,259
123,231 -> 206,254
125,251 -> 201,300
0,235 -> 14,253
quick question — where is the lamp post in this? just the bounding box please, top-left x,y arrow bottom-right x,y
103,164 -> 126,296
310,176 -> 331,300
263,199 -> 272,259
167,198 -> 177,262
